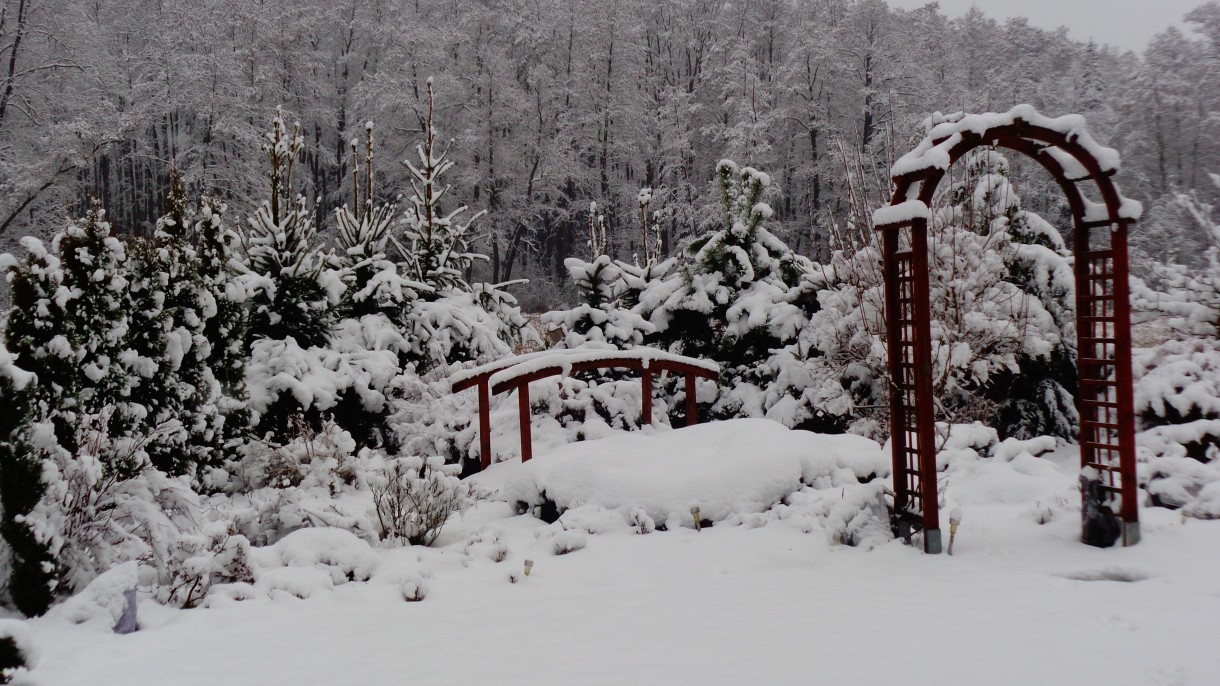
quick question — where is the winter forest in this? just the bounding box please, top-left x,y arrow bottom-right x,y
1,0 -> 1220,683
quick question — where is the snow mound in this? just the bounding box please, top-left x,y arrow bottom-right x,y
0,618 -> 39,672
483,419 -> 886,528
251,528 -> 379,587
46,562 -> 138,629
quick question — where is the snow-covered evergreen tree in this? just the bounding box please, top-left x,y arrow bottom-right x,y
981,154 -> 1079,439
648,160 -> 821,424
543,204 -> 654,349
29,206 -> 144,458
336,124 -> 425,321
396,78 -> 487,296
123,168 -> 227,474
0,206 -> 151,613
922,150 -> 1075,438
0,345 -> 53,616
241,109 -> 338,349
392,80 -> 535,372
194,197 -> 253,467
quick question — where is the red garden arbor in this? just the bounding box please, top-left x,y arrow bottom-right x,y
450,348 -> 719,470
873,106 -> 1142,553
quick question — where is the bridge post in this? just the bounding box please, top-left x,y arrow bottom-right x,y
685,374 -> 698,426
642,368 -> 654,426
518,382 -> 533,462
478,380 -> 492,470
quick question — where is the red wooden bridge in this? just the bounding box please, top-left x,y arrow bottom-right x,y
450,347 -> 719,470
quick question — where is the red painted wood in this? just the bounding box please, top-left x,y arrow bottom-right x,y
909,218 -> 940,543
518,383 -> 532,462
880,227 -> 912,520
478,380 -> 491,470
1110,229 -> 1140,528
685,374 -> 698,426
642,368 -> 653,426
454,350 -> 719,472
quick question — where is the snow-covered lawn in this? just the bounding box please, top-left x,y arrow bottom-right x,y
20,421 -> 1220,686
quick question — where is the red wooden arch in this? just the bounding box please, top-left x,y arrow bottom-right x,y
450,349 -> 719,470
873,106 -> 1142,553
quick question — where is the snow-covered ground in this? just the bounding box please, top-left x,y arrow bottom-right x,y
18,421 -> 1220,686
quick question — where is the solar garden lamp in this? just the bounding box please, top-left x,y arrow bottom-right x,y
690,506 -> 702,532
947,508 -> 964,556
524,559 -> 534,577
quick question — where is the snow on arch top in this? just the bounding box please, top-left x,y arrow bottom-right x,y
889,104 -> 1123,180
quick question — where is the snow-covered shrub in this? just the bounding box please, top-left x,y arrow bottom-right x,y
923,151 -> 1075,437
1132,339 -> 1220,513
1133,172 -> 1220,338
798,149 -> 1077,440
1134,336 -> 1220,460
253,528 -> 379,586
371,456 -> 483,546
245,328 -> 402,450
543,255 -> 654,349
536,525 -> 588,556
504,419 -> 807,528
21,415 -> 199,603
543,205 -> 655,349
157,525 -> 254,609
0,618 -> 37,684
824,481 -> 893,549
224,419 -> 380,545
793,238 -> 889,436
235,418 -> 358,493
405,288 -> 531,373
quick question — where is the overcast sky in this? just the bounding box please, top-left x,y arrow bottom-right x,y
885,0 -> 1205,52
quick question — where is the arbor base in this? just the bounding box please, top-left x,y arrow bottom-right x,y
924,528 -> 943,554
1123,521 -> 1141,547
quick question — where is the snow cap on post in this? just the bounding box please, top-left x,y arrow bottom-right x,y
872,200 -> 929,228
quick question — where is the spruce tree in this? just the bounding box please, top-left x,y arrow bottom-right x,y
0,345 -> 53,616
650,160 -> 819,421
982,155 -> 1078,439
195,197 -> 252,464
394,80 -> 535,371
543,203 -> 654,349
336,123 -> 425,320
123,168 -> 228,475
243,108 -> 336,349
396,78 -> 487,296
